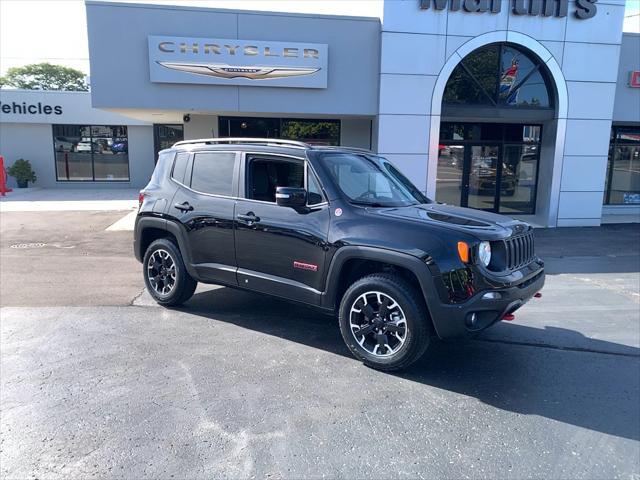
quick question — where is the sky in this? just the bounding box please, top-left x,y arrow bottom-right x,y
0,0 -> 638,76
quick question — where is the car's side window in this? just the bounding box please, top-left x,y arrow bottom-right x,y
190,152 -> 236,196
247,157 -> 304,203
171,152 -> 190,184
307,168 -> 325,205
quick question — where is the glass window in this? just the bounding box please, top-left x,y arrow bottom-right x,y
464,44 -> 500,98
505,70 -> 550,108
442,64 -> 488,105
437,123 -> 542,214
498,45 -> 536,106
247,158 -> 304,202
92,126 -> 129,181
149,152 -> 174,188
154,124 -> 183,159
220,117 -> 281,138
499,144 -> 539,214
307,169 -> 325,205
281,119 -> 340,146
615,127 -> 640,144
171,152 -> 190,184
190,152 -> 236,196
53,125 -> 129,181
605,126 -> 640,205
219,117 -> 341,146
443,43 -> 552,110
321,153 -> 428,207
436,145 -> 465,206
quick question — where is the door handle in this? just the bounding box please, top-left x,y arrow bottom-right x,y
237,212 -> 260,223
174,201 -> 193,212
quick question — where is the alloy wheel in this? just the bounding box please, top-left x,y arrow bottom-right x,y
147,249 -> 177,295
349,291 -> 407,357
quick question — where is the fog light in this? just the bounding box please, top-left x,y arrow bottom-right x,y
482,292 -> 502,300
465,312 -> 477,327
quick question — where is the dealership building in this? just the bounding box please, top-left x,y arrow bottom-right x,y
0,0 -> 638,227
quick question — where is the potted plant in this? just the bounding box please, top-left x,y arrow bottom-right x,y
7,159 -> 37,188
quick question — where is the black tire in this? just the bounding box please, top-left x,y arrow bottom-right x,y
143,238 -> 197,307
338,273 -> 432,371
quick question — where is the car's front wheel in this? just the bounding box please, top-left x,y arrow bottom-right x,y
338,273 -> 431,371
143,238 -> 197,307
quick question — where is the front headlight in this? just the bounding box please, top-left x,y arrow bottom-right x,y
478,241 -> 491,267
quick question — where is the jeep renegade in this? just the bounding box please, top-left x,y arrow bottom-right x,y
134,138 -> 544,371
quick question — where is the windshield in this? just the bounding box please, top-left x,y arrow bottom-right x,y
320,153 -> 430,207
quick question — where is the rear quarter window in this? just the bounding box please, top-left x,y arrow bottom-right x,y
171,152 -> 190,184
148,151 -> 174,187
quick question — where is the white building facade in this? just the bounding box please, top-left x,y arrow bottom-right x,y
376,0 -> 635,227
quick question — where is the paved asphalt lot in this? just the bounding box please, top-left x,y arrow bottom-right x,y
1,209 -> 639,479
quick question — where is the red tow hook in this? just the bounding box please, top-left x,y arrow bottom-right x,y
534,292 -> 542,298
502,313 -> 516,321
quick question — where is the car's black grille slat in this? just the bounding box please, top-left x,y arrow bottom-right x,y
501,230 -> 535,271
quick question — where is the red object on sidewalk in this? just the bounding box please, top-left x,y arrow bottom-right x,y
0,156 -> 13,196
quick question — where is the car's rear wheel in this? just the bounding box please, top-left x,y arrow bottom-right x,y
338,273 -> 431,371
143,238 -> 197,307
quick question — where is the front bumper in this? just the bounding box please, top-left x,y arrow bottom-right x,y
427,266 -> 545,339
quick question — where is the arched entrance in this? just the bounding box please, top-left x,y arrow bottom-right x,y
435,42 -> 554,215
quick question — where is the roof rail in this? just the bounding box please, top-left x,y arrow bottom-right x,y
172,137 -> 311,149
314,145 -> 373,153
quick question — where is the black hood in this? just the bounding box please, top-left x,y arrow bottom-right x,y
371,203 -> 528,240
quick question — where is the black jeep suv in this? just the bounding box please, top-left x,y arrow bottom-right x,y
134,138 -> 544,371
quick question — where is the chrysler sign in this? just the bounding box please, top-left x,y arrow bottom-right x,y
148,36 -> 328,89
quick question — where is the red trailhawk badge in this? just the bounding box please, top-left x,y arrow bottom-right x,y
293,261 -> 318,272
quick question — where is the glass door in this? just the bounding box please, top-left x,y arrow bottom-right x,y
435,144 -> 465,206
154,124 -> 184,162
499,144 -> 539,214
466,145 -> 500,211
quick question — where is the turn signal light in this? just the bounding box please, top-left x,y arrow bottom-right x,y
457,241 -> 470,263
138,191 -> 146,209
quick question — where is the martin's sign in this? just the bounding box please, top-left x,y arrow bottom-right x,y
419,0 -> 598,19
148,36 -> 328,89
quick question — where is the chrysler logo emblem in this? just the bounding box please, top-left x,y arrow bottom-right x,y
157,61 -> 320,80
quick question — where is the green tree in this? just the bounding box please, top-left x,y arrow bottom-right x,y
0,63 -> 88,91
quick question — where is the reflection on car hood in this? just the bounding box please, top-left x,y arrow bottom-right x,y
372,203 -> 527,238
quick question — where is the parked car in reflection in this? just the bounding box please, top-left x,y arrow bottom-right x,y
110,140 -> 128,154
54,137 -> 76,152
76,141 -> 102,153
469,157 -> 517,196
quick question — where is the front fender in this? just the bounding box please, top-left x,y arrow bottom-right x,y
321,246 -> 445,335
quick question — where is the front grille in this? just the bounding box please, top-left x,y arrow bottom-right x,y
504,231 -> 535,270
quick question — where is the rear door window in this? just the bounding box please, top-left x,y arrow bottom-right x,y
190,152 -> 238,196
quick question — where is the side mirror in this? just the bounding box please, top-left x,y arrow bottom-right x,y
276,186 -> 307,209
